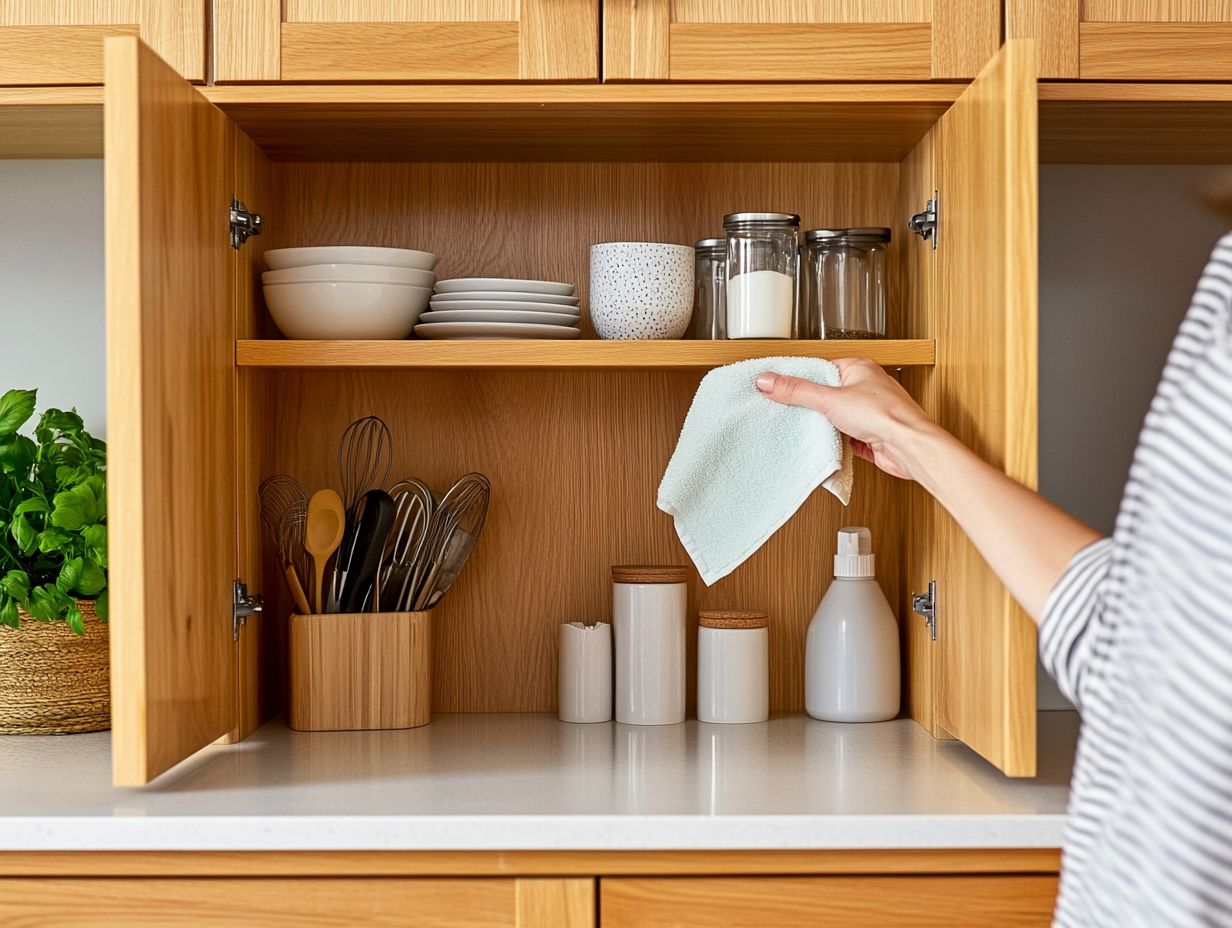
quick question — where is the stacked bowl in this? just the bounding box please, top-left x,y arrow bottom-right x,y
415,277 -> 580,340
262,246 -> 438,339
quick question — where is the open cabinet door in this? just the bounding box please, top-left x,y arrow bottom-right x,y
105,36 -> 239,786
908,40 -> 1040,776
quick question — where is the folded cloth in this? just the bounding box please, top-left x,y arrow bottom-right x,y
657,356 -> 852,586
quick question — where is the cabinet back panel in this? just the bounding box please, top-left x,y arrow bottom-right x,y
262,369 -> 904,713
255,160 -> 908,713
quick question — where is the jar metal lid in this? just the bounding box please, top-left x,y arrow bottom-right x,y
803,228 -> 846,244
723,212 -> 801,228
699,610 -> 768,629
611,565 -> 690,584
694,238 -> 726,250
844,227 -> 892,242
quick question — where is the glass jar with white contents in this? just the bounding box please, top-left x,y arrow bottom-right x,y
691,238 -> 727,340
723,212 -> 800,339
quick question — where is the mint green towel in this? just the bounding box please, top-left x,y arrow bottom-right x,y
657,357 -> 852,585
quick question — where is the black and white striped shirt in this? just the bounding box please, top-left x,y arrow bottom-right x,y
1040,232 -> 1232,927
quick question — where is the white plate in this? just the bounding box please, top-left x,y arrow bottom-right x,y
265,246 -> 438,271
415,322 -> 581,340
434,277 -> 574,296
429,290 -> 580,306
428,298 -> 580,315
419,308 -> 579,326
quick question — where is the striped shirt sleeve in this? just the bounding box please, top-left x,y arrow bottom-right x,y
1038,537 -> 1116,711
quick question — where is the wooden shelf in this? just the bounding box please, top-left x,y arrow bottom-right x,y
0,86 -> 103,158
235,338 -> 935,370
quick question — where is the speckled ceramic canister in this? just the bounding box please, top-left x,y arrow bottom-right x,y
589,242 -> 695,339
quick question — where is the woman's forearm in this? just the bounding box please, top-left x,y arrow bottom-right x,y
903,422 -> 1102,622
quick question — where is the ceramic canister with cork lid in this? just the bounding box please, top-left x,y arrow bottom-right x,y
697,610 -> 769,724
612,565 -> 689,725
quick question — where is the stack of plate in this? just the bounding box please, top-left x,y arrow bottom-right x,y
262,246 -> 438,340
415,278 -> 581,340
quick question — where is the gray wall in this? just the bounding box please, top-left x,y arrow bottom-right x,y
0,160 -> 106,437
1036,164 -> 1231,707
4,160 -> 1228,708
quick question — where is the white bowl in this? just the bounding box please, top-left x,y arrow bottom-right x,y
589,242 -> 694,340
264,246 -> 438,272
262,263 -> 436,288
263,281 -> 432,339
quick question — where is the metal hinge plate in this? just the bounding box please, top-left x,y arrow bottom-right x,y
908,191 -> 938,250
230,197 -> 263,250
912,579 -> 937,642
233,579 -> 263,641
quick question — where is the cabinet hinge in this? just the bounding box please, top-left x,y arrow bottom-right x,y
908,191 -> 938,250
230,197 -> 263,250
233,579 -> 263,641
912,579 -> 937,642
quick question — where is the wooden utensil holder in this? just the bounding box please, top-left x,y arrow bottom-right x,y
289,610 -> 431,732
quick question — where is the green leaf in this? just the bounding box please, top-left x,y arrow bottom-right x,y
50,482 -> 101,531
10,514 -> 37,554
25,584 -> 70,622
0,435 -> 36,474
0,569 -> 30,601
0,596 -> 17,629
65,605 -> 85,636
37,408 -> 84,437
82,523 -> 107,567
94,589 -> 108,622
0,389 -> 36,437
57,556 -> 83,593
13,497 -> 49,517
37,528 -> 71,554
77,558 -> 106,597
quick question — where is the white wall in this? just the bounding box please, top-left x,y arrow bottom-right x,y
0,160 -> 106,437
4,159 -> 1227,709
1036,164 -> 1231,707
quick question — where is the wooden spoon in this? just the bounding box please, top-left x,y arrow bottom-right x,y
305,489 -> 346,614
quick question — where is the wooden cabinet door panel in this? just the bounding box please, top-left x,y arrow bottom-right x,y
1010,0 -> 1232,77
601,875 -> 1059,927
0,877 -> 595,927
903,40 -> 1039,775
0,2 -> 204,84
214,0 -> 598,81
603,0 -> 1000,81
104,36 -> 239,785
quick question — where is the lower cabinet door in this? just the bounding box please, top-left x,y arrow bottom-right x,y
0,877 -> 595,927
601,875 -> 1059,928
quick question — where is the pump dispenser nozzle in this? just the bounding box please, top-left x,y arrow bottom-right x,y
834,526 -> 875,578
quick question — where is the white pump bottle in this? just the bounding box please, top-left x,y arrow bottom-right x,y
805,526 -> 901,722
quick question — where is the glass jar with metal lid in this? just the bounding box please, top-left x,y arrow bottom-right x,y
723,212 -> 800,339
802,227 -> 890,339
691,238 -> 727,340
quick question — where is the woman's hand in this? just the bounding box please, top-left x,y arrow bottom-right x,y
755,358 -> 938,481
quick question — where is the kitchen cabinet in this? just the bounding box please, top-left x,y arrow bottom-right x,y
97,34 -> 1040,785
603,0 -> 1000,80
0,2 -> 204,84
213,0 -> 598,82
1010,0 -> 1232,78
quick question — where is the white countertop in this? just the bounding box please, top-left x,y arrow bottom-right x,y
0,712 -> 1077,852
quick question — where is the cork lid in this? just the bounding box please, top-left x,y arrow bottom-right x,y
698,610 -> 768,629
611,565 -> 690,584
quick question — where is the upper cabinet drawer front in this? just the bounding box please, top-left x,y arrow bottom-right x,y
603,0 -> 1000,80
1009,0 -> 1232,77
0,3 -> 204,83
215,0 -> 599,81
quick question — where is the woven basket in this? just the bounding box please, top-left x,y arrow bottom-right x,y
0,600 -> 110,734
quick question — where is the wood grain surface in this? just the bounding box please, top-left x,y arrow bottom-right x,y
930,0 -> 1001,77
281,22 -> 522,80
1007,0 -> 1080,77
601,875 -> 1059,927
214,0 -> 281,81
0,88 -> 103,157
235,340 -> 937,370
104,36 -> 237,786
930,41 -> 1038,776
289,611 -> 432,730
0,25 -> 137,85
1082,0 -> 1232,19
287,0 -> 517,21
255,160 -> 906,714
671,1 -> 931,23
0,848 -> 1063,878
0,878 -> 529,927
1079,23 -> 1232,78
516,878 -> 595,927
